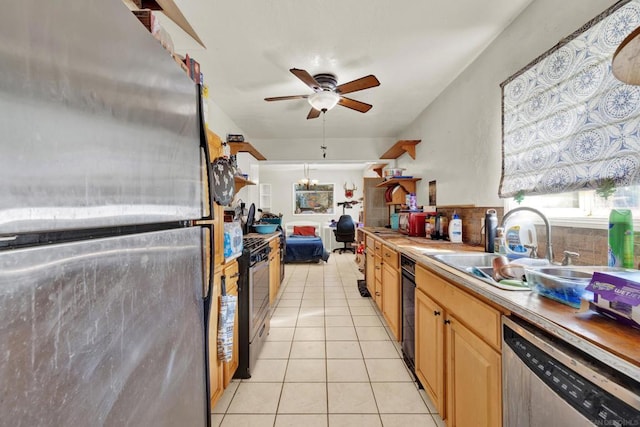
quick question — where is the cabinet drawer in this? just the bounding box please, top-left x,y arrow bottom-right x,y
416,265 -> 502,349
366,236 -> 376,251
374,240 -> 382,256
382,245 -> 398,269
223,261 -> 239,293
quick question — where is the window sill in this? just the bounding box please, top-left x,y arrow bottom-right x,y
545,216 -> 640,230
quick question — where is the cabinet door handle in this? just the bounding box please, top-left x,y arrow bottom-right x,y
385,253 -> 391,257
375,292 -> 381,296
444,319 -> 451,325
229,272 -> 240,279
433,310 -> 441,316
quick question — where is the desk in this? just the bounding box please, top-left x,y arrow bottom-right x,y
322,226 -> 339,252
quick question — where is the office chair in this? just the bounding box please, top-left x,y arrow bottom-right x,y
333,215 -> 356,254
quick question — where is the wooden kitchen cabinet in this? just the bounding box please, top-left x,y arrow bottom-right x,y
416,264 -> 502,427
207,129 -> 225,268
206,127 -> 243,402
415,288 -> 445,415
269,238 -> 281,305
373,240 -> 383,308
365,237 -> 376,297
222,260 -> 239,388
366,249 -> 375,298
446,315 -> 501,427
381,245 -> 401,341
208,269 -> 224,408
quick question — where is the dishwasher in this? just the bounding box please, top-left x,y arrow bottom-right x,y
502,316 -> 640,426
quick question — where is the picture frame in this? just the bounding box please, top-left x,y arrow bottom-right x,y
293,183 -> 335,215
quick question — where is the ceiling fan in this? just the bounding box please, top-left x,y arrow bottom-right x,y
265,68 -> 380,119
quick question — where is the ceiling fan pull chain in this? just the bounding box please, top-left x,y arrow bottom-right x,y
322,114 -> 327,159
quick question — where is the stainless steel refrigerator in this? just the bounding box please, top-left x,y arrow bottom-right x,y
0,1 -> 213,426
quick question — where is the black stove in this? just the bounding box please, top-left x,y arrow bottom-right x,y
243,236 -> 270,264
236,235 -> 271,379
243,237 -> 268,252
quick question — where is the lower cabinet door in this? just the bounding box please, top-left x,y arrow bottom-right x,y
222,261 -> 239,388
381,264 -> 401,341
366,251 -> 375,297
446,316 -> 502,427
209,269 -> 224,407
415,289 -> 445,415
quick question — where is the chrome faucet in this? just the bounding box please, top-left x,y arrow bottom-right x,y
500,207 -> 553,263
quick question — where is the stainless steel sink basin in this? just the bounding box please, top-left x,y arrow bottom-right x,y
531,267 -> 594,280
429,252 -> 531,291
429,252 -> 501,269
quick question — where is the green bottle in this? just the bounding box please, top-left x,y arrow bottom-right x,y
608,209 -> 634,268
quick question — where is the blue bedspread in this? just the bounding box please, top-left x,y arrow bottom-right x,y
285,235 -> 330,263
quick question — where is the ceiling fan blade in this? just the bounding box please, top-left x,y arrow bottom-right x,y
290,68 -> 322,91
338,96 -> 372,113
264,95 -> 309,101
307,108 -> 321,120
336,75 -> 380,95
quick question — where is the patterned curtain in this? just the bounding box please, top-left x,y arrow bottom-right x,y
500,0 -> 640,198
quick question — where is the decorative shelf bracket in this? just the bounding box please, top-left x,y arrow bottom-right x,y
369,163 -> 389,178
380,140 -> 421,160
228,142 -> 267,161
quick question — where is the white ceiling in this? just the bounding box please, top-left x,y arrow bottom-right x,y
161,0 -> 533,143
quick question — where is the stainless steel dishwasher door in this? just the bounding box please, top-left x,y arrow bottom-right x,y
502,316 -> 640,427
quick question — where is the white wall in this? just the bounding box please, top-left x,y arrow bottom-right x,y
396,0 -> 617,207
234,152 -> 259,205
259,167 -> 365,228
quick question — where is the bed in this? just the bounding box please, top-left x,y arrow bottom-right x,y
284,221 -> 330,263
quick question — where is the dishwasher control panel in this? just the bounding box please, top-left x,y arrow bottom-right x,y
504,325 -> 640,425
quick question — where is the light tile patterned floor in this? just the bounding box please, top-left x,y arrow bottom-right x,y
212,253 -> 445,427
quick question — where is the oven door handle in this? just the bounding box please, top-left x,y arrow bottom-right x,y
251,257 -> 270,272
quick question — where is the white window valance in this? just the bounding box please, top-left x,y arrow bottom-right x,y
500,0 -> 640,198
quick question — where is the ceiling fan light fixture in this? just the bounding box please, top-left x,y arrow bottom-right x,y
308,91 -> 340,111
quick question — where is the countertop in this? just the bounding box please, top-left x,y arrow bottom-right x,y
362,227 -> 640,381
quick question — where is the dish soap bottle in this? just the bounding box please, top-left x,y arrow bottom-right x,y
608,209 -> 634,268
449,212 -> 463,243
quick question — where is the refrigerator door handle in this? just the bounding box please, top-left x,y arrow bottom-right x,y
198,83 -> 216,224
194,219 -> 215,226
201,223 -> 214,300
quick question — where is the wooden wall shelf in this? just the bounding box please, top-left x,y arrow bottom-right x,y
234,176 -> 256,191
380,140 -> 421,160
377,178 -> 421,205
369,163 -> 389,178
376,177 -> 421,194
125,0 -> 205,47
228,142 -> 266,161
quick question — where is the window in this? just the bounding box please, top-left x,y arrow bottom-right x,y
500,2 -> 640,200
505,185 -> 640,227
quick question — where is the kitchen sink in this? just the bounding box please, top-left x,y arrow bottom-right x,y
429,252 -> 501,269
428,252 -> 617,295
429,252 -> 530,291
